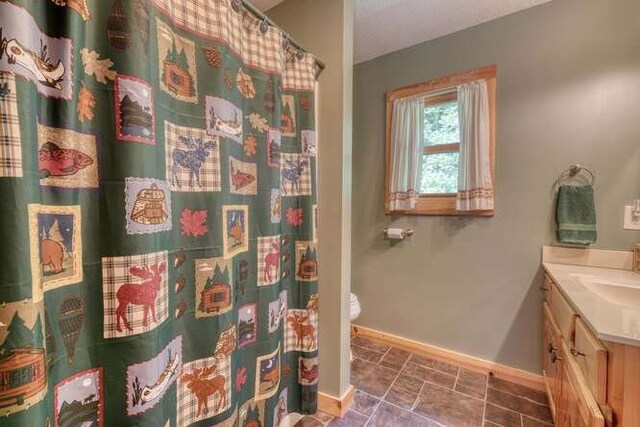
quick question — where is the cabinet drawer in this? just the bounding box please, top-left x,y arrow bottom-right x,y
559,341 -> 605,427
548,280 -> 578,342
572,318 -> 607,405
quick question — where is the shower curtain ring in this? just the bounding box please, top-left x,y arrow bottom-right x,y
259,18 -> 269,34
231,0 -> 242,13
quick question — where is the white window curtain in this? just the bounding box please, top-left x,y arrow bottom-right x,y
388,96 -> 424,211
456,81 -> 494,211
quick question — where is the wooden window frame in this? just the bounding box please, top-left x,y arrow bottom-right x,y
384,65 -> 497,216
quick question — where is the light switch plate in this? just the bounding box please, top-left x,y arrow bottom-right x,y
623,205 -> 640,230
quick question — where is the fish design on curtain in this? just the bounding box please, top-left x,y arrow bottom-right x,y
0,0 -> 320,425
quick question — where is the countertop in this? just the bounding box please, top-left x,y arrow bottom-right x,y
543,262 -> 640,347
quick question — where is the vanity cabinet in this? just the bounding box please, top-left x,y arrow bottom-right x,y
543,302 -> 563,414
543,275 -> 604,426
543,273 -> 640,427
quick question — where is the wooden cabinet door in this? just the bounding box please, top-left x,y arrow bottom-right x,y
556,341 -> 605,427
557,360 -> 582,427
543,302 -> 563,418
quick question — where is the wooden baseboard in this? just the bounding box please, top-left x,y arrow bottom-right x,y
318,384 -> 355,418
352,324 -> 545,392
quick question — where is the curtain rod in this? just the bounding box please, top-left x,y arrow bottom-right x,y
240,0 -> 326,71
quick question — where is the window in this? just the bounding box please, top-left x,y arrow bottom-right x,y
385,65 -> 496,216
421,93 -> 460,195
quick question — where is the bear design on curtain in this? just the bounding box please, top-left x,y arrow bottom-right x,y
0,0 -> 320,425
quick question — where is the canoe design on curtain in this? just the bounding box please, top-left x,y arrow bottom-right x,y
0,0 -> 320,425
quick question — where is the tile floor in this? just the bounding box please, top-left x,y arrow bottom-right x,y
296,335 -> 553,427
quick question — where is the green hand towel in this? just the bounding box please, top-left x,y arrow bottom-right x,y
556,185 -> 597,245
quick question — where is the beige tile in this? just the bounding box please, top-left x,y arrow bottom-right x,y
385,384 -> 419,409
409,354 -> 459,376
352,389 -> 380,416
402,362 -> 456,389
488,377 -> 548,405
351,336 -> 391,353
369,401 -> 440,427
414,382 -> 484,427
487,387 -> 552,425
522,415 -> 554,427
351,358 -> 398,397
351,344 -> 385,363
484,403 -> 522,427
394,374 -> 424,393
455,369 -> 487,399
327,410 -> 368,427
380,347 -> 411,371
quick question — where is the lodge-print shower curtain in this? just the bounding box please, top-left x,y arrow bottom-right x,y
0,0 -> 320,425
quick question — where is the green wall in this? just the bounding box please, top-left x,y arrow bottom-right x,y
352,0 -> 640,373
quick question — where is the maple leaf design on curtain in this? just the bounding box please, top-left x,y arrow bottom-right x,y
81,48 -> 116,84
77,83 -> 96,122
243,134 -> 257,156
179,209 -> 208,236
286,208 -> 303,226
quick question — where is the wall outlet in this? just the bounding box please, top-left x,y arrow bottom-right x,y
623,205 -> 640,230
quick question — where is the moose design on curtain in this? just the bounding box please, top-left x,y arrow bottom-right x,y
0,0 -> 321,425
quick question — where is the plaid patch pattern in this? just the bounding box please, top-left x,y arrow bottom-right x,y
0,72 -> 22,177
241,12 -> 282,74
283,53 -> 316,92
150,0 -> 277,72
149,0 -> 318,89
284,309 -> 317,353
165,121 -> 221,192
177,355 -> 231,427
102,250 -> 169,339
281,153 -> 311,196
151,0 -> 236,47
257,235 -> 281,286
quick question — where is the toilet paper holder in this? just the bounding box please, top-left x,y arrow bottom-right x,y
383,227 -> 414,240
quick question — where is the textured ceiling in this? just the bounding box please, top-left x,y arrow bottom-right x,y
251,0 -> 552,64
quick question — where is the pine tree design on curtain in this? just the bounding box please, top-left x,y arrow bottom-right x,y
0,0 -> 320,425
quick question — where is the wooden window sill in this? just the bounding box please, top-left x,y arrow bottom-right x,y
386,195 -> 495,217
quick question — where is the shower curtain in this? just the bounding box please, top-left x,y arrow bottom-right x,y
0,0 -> 320,425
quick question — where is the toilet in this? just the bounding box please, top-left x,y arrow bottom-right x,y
350,293 -> 361,361
350,292 -> 361,321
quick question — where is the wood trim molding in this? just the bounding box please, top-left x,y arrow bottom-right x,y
352,324 -> 545,392
317,384 -> 355,418
388,65 -> 497,102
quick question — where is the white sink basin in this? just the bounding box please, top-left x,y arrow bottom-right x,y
573,274 -> 640,310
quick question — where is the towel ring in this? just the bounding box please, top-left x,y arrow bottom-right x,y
554,163 -> 595,188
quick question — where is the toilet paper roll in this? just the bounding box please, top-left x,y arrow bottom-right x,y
386,228 -> 404,240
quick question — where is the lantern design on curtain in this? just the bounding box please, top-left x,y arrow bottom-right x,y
57,295 -> 84,364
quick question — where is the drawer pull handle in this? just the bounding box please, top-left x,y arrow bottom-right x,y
540,286 -> 550,291
550,349 -> 561,364
547,343 -> 556,354
570,347 -> 586,357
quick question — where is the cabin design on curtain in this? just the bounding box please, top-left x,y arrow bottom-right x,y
0,0 -> 320,425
